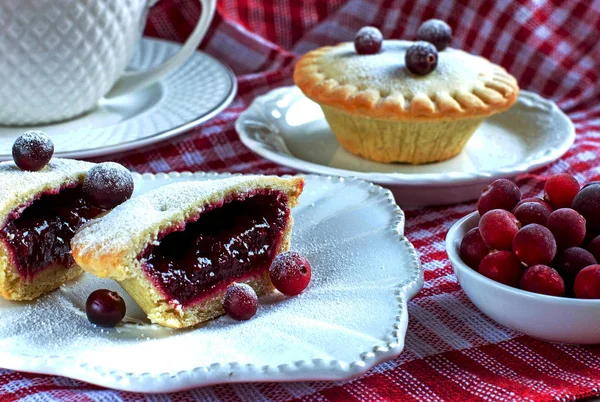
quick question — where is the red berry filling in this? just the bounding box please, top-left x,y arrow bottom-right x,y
139,190 -> 290,307
0,185 -> 106,278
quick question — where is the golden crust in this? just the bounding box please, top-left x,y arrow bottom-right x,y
293,41 -> 519,121
0,241 -> 82,301
72,175 -> 304,328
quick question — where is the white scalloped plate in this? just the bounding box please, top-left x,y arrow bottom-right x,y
0,38 -> 237,160
236,86 -> 575,206
0,173 -> 422,393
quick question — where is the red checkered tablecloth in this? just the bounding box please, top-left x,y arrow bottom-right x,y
3,1 -> 600,401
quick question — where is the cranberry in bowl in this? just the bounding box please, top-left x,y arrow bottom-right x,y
446,211 -> 600,344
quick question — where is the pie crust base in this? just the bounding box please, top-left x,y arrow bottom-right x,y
322,105 -> 484,164
0,240 -> 82,301
72,175 -> 304,329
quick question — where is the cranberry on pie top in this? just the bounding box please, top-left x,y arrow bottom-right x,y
293,38 -> 519,164
12,131 -> 54,172
71,175 -> 304,328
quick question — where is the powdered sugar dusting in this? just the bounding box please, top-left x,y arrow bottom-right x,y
356,26 -> 383,42
13,131 -> 53,154
417,19 -> 452,42
86,162 -> 132,190
82,162 -> 134,208
354,26 -> 383,54
318,40 -> 494,97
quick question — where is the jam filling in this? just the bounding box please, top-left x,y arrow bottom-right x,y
140,190 -> 289,307
0,186 -> 106,278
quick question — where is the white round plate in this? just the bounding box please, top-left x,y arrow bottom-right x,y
0,38 -> 237,160
236,86 -> 575,206
0,173 -> 422,393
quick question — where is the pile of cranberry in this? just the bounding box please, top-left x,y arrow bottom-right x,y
460,174 -> 600,299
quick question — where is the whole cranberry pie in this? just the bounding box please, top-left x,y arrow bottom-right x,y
72,175 -> 304,328
0,159 -> 107,300
293,24 -> 519,164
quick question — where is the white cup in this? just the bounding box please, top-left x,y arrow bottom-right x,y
0,0 -> 216,125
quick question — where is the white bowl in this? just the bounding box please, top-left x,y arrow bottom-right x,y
446,211 -> 600,344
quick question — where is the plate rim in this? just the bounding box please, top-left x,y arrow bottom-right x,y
0,37 -> 238,161
0,172 -> 423,393
236,86 -> 575,187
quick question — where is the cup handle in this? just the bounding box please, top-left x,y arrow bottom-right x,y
106,0 -> 217,98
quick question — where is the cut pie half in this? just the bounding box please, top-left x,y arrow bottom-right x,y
0,159 -> 107,301
72,175 -> 304,328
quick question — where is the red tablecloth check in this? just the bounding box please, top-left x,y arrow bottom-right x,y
2,1 -> 600,401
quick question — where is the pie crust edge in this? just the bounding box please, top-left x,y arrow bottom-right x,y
293,43 -> 520,121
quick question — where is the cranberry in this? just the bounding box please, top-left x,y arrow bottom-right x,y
513,202 -> 550,226
416,19 -> 452,51
572,183 -> 600,232
574,265 -> 600,299
544,173 -> 579,208
459,228 -> 489,269
222,283 -> 258,321
513,197 -> 553,214
269,251 -> 312,296
555,247 -> 597,277
83,162 -> 134,209
520,265 -> 565,297
86,289 -> 126,327
512,224 -> 556,266
583,181 -> 600,189
546,208 -> 586,249
479,209 -> 520,250
477,179 -> 521,216
12,131 -> 54,171
405,41 -> 438,75
478,251 -> 523,287
354,26 -> 383,55
587,235 -> 600,261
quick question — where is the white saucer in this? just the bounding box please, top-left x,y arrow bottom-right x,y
0,172 -> 422,393
0,38 -> 237,160
236,86 -> 575,206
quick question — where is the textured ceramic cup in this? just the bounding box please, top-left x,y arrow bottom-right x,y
0,0 -> 216,125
